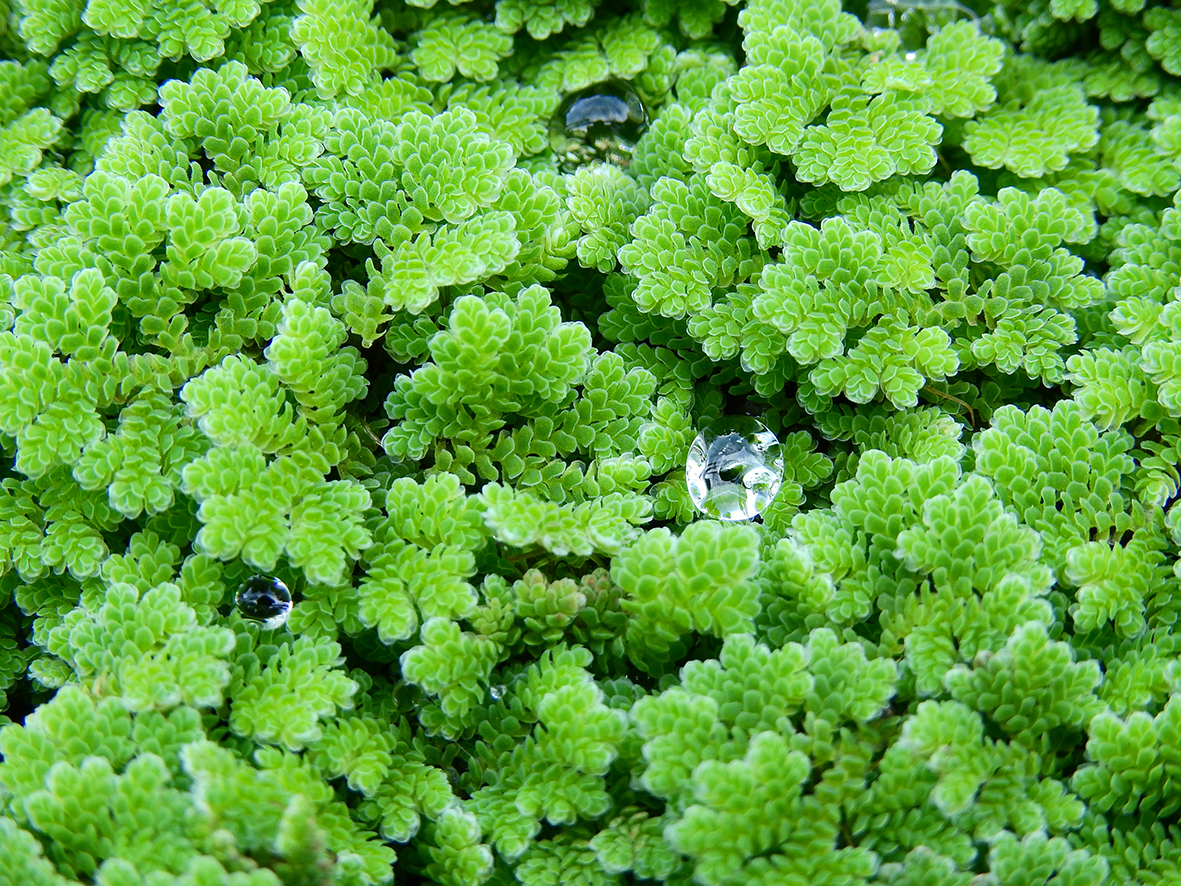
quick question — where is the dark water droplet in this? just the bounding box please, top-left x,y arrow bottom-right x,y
236,575 -> 293,629
551,81 -> 648,173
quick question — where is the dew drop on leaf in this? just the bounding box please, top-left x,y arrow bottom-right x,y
550,81 -> 648,173
489,684 -> 505,701
865,0 -> 978,51
236,575 -> 293,629
685,417 -> 784,522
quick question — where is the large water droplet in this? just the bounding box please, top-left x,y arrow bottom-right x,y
489,684 -> 505,701
866,0 -> 978,51
686,417 -> 784,521
236,575 -> 293,629
550,81 -> 647,173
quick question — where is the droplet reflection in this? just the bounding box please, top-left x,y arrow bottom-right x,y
686,417 -> 784,521
550,81 -> 648,173
236,575 -> 293,629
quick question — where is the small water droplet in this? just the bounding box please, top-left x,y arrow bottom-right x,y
686,417 -> 784,521
236,575 -> 293,629
550,81 -> 647,173
865,0 -> 978,51
489,684 -> 505,701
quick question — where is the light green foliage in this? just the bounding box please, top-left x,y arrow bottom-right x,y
565,164 -> 649,273
632,629 -> 891,884
0,685 -> 135,803
182,739 -> 395,883
516,832 -> 613,886
227,633 -> 357,751
729,26 -> 827,156
411,12 -> 513,83
809,310 -> 958,407
368,211 -> 520,314
0,687 -> 323,882
401,618 -> 500,734
590,809 -> 679,880
631,631 -> 856,799
74,389 -> 206,519
920,21 -> 1006,118
989,831 -> 1108,886
895,474 -> 1049,599
291,0 -> 397,98
468,646 -> 626,860
492,168 -> 573,282
265,297 -> 367,424
1071,694 -> 1181,816
10,268 -> 115,361
424,805 -> 494,886
515,14 -> 661,94
750,217 -> 888,364
513,569 -> 586,646
963,71 -> 1100,177
182,440 -> 371,581
356,727 -> 454,844
162,187 -> 259,293
637,395 -> 694,475
308,713 -> 393,797
611,521 -> 761,665
641,0 -> 727,40
308,107 -> 516,300
383,285 -> 591,460
795,92 -> 942,191
0,815 -> 69,886
0,469 -> 119,581
494,0 -> 598,40
357,472 -> 485,642
665,731 -> 813,885
0,61 -> 59,185
43,579 -> 235,712
0,269 -> 113,479
179,353 -> 372,584
159,62 -> 330,197
10,0 -> 1181,883
1146,7 -> 1181,76
482,481 -> 651,559
893,700 -> 1023,824
972,401 -> 1138,568
20,753 -> 197,879
0,107 -> 61,188
945,622 -> 1103,750
804,450 -> 1058,694
962,186 -> 1104,382
1065,535 -> 1159,637
1065,345 -> 1151,432
181,354 -> 304,451
1101,118 -> 1180,197
618,176 -> 757,319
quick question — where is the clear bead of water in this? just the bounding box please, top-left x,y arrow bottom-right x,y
550,81 -> 647,173
865,0 -> 978,51
489,684 -> 505,701
685,417 -> 784,521
236,575 -> 293,629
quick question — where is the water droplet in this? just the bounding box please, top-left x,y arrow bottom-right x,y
550,81 -> 647,173
489,684 -> 505,701
865,0 -> 978,51
236,575 -> 293,629
686,417 -> 784,521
